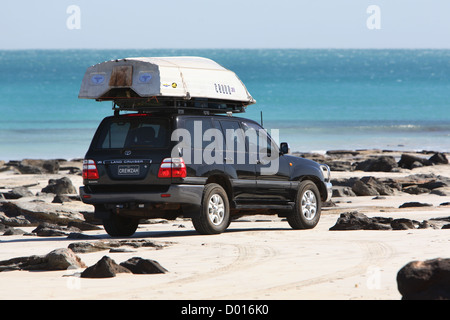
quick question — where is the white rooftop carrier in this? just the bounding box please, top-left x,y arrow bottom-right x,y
79,56 -> 255,113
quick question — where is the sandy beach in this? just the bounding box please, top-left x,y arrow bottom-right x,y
0,150 -> 449,300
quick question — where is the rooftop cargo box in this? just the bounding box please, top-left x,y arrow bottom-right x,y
78,56 -> 255,113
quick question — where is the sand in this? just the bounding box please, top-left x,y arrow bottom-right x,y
0,156 -> 449,300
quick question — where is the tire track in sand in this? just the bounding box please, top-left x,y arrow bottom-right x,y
214,240 -> 395,299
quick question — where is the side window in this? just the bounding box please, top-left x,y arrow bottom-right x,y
219,120 -> 245,154
242,122 -> 278,158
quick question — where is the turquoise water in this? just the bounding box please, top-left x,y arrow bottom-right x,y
1,49 -> 450,160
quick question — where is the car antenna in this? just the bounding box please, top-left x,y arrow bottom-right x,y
260,111 -> 264,126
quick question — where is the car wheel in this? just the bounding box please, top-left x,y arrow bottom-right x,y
103,213 -> 139,237
287,180 -> 321,230
192,183 -> 230,235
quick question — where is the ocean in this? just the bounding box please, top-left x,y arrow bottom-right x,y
1,49 -> 450,161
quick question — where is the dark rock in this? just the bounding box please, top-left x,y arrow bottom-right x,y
429,152 -> 449,165
52,194 -> 72,203
326,161 -> 355,172
391,218 -> 417,230
326,150 -> 360,156
15,159 -> 60,174
329,212 -> 392,231
398,154 -> 431,169
66,232 -> 101,240
41,177 -> 77,195
68,239 -> 168,254
67,220 -> 102,231
399,202 -> 433,208
3,227 -> 27,235
80,256 -> 131,278
442,224 -> 450,229
355,156 -> 398,172
120,257 -> 168,274
403,186 -> 429,195
2,187 -> 34,200
352,180 -> 379,196
332,186 -> 357,197
32,222 -> 81,237
397,258 -> 450,300
430,189 -> 449,197
352,176 -> 395,196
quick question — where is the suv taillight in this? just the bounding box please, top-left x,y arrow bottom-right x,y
82,159 -> 99,180
158,158 -> 187,178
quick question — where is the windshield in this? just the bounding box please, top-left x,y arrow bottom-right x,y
95,117 -> 169,149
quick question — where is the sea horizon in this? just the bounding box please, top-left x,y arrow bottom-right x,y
1,48 -> 450,161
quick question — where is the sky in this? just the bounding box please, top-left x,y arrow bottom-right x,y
1,0 -> 450,49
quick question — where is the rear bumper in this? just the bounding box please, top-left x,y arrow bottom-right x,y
79,184 -> 204,206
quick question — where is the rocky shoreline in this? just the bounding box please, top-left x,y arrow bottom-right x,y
0,150 -> 449,298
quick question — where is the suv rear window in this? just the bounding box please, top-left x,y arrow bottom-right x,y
95,117 -> 169,149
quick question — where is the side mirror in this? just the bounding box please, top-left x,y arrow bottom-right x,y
280,142 -> 290,155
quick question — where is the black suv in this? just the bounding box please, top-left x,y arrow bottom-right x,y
80,112 -> 332,236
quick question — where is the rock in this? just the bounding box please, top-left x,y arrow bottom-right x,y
430,188 -> 450,197
120,257 -> 168,274
397,258 -> 450,300
403,186 -> 429,195
67,220 -> 102,231
68,239 -> 168,253
0,211 -> 33,227
80,256 -> 132,278
391,218 -> 417,230
332,186 -> 357,197
352,180 -> 379,196
329,212 -> 392,231
3,200 -> 86,225
3,227 -> 27,235
326,150 -> 360,156
398,154 -> 431,169
45,248 -> 87,270
352,176 -> 394,196
41,177 -> 77,195
32,222 -> 81,237
355,156 -> 398,172
429,152 -> 449,165
13,159 -> 60,174
2,187 -> 34,200
0,248 -> 85,272
326,161 -> 355,172
399,202 -> 433,208
52,194 -> 72,203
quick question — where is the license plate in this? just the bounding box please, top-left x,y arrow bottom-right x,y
118,165 -> 140,175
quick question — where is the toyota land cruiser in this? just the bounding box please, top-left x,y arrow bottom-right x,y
80,112 -> 332,236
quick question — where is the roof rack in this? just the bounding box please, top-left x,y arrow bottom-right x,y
110,97 -> 246,115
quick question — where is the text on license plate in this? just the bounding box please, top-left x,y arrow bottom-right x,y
118,165 -> 140,175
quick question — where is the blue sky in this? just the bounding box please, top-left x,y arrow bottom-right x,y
1,0 -> 450,49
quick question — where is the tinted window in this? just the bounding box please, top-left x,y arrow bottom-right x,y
96,117 -> 169,149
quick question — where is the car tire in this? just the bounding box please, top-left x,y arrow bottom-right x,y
103,213 -> 139,237
192,183 -> 230,235
287,180 -> 321,230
